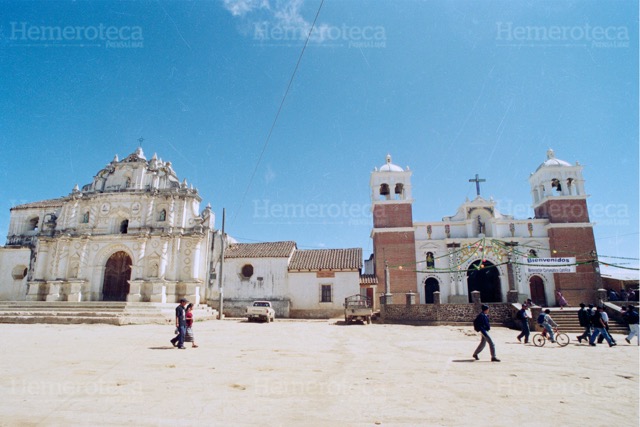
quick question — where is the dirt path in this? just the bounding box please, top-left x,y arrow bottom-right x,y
0,320 -> 637,426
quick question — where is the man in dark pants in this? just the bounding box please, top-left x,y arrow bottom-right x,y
473,304 -> 500,362
170,298 -> 189,349
516,303 -> 530,344
576,303 -> 592,343
589,306 -> 616,347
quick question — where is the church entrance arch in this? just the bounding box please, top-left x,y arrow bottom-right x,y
529,275 -> 546,306
102,251 -> 132,301
424,278 -> 439,304
467,260 -> 501,303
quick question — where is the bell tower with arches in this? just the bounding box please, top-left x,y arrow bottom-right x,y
370,155 -> 417,300
528,149 -> 600,304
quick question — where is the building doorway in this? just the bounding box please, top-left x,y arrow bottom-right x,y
467,260 -> 502,302
102,251 -> 132,301
529,276 -> 546,306
424,278 -> 440,304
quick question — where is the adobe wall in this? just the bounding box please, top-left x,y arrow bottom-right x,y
373,204 -> 413,228
534,199 -> 590,223
547,227 -> 600,305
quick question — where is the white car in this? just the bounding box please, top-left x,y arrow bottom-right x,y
246,301 -> 275,323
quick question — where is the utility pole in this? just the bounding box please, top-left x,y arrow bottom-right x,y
218,208 -> 225,320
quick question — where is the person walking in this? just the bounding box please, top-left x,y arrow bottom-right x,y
589,306 -> 616,347
576,303 -> 592,343
516,303 -> 530,344
472,304 -> 500,362
556,291 -> 568,309
623,305 -> 639,345
185,303 -> 199,348
170,298 -> 189,349
596,307 -> 616,345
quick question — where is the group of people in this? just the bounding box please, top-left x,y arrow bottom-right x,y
170,298 -> 199,349
473,299 -> 639,361
577,303 -> 639,346
607,288 -> 637,302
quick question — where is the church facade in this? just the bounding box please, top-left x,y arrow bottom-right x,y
0,148 -> 216,304
370,150 -> 601,307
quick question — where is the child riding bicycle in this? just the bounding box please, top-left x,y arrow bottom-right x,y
539,309 -> 558,343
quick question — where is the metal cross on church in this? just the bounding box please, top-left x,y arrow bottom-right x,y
468,173 -> 486,196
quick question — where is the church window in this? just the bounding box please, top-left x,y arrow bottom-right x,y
320,284 -> 332,303
241,264 -> 254,279
120,219 -> 129,234
394,183 -> 404,199
125,177 -> 131,188
551,178 -> 562,194
28,217 -> 39,231
158,209 -> 166,222
82,211 -> 90,223
566,178 -> 574,195
379,183 -> 390,196
528,249 -> 538,258
426,252 -> 435,269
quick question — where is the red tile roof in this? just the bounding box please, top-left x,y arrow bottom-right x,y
359,274 -> 378,285
289,248 -> 362,271
225,241 -> 296,258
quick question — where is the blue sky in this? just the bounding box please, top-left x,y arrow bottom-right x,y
0,0 -> 638,273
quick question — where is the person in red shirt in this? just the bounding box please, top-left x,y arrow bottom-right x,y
185,303 -> 199,348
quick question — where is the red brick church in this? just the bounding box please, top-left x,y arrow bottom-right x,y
368,150 -> 601,307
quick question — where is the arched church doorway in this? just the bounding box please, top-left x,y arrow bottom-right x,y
529,275 -> 546,306
467,260 -> 502,303
424,278 -> 440,304
102,251 -> 132,301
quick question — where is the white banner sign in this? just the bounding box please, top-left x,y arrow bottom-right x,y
523,257 -> 576,273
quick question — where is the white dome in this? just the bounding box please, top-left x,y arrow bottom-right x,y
379,154 -> 404,172
536,149 -> 572,171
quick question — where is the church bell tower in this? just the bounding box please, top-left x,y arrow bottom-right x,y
370,155 -> 418,301
528,149 -> 601,304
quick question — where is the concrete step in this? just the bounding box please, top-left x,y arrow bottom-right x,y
533,308 -> 630,334
0,302 -> 218,325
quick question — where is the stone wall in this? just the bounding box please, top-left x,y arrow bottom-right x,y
381,302 -> 516,326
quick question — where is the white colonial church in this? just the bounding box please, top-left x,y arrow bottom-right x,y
0,148 -> 216,304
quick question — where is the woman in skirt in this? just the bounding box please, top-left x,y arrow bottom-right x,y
185,303 -> 198,348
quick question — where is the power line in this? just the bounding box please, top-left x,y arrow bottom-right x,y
230,0 -> 325,226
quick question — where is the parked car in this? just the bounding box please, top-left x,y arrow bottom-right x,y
246,301 -> 275,323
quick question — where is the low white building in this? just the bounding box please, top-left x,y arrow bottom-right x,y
219,242 -> 362,318
288,248 -> 362,318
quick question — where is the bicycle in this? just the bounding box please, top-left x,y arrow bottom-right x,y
533,328 -> 570,347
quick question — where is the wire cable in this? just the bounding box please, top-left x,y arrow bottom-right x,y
230,0 -> 325,226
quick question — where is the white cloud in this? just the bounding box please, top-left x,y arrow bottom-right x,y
222,0 -> 270,17
223,0 -> 328,43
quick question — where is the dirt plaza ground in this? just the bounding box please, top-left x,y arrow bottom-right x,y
0,318 -> 638,427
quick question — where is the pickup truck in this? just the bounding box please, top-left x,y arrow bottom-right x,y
344,294 -> 373,324
246,301 -> 275,323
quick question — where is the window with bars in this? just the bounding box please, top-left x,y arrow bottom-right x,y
320,284 -> 332,303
